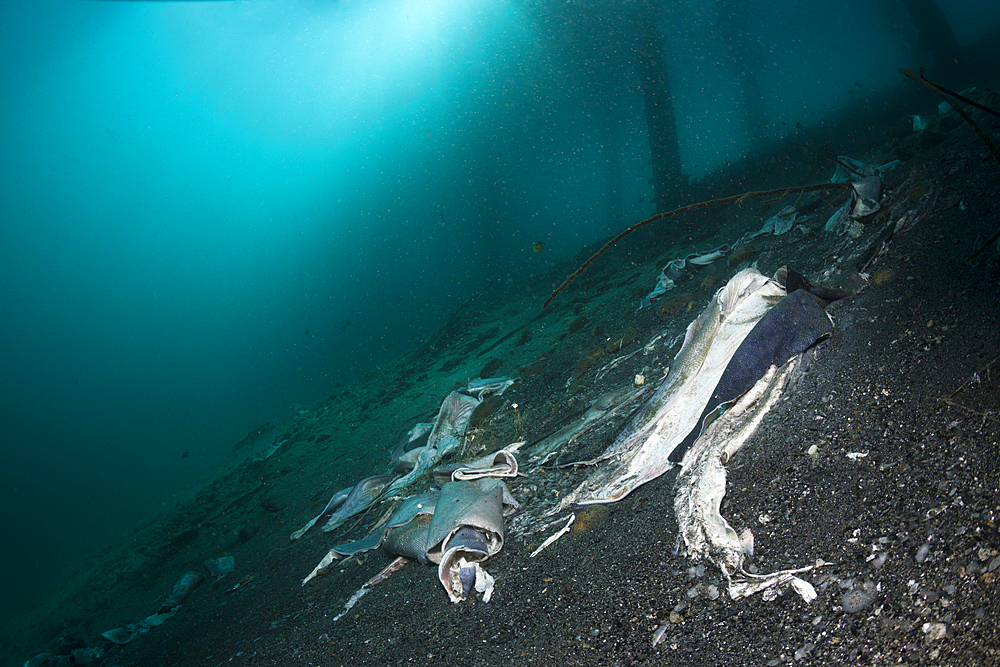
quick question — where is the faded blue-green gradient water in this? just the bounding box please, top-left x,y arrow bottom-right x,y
1,0 -> 997,625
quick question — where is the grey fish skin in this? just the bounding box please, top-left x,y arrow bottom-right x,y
289,483 -> 356,541
321,473 -> 395,532
382,514 -> 434,564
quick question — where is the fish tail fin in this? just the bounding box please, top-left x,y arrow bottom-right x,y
717,268 -> 771,316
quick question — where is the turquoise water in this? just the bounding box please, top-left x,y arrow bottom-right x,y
0,0 -> 995,621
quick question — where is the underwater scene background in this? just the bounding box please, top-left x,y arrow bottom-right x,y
2,1 -> 999,665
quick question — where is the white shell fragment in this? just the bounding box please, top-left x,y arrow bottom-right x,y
738,528 -> 754,558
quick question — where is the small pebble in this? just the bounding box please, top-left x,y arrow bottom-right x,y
793,643 -> 815,661
652,623 -> 669,646
706,584 -> 720,600
922,622 -> 947,642
989,555 -> 1000,572
686,586 -> 700,599
872,552 -> 888,569
842,589 -> 874,613
916,543 -> 931,563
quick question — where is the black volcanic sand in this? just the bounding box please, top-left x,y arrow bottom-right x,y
10,92 -> 1000,667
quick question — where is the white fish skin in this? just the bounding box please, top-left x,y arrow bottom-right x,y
602,269 -> 771,462
565,269 -> 783,506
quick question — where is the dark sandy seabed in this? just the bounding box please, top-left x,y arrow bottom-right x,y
9,79 -> 1000,667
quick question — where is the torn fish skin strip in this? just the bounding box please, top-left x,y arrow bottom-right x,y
530,513 -> 576,558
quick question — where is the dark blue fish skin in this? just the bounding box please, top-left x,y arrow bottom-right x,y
669,289 -> 833,463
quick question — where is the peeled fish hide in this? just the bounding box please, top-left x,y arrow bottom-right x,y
203,556 -> 235,578
384,390 -> 483,496
447,526 -> 492,554
675,361 -> 820,601
425,479 -> 507,562
160,571 -> 204,612
389,423 -> 433,473
529,386 -> 637,458
384,445 -> 438,497
566,269 -> 784,506
305,479 -> 515,600
830,155 -> 899,183
765,205 -> 797,236
383,479 -> 514,602
824,199 -> 851,232
669,289 -> 833,463
434,448 -> 518,483
335,488 -> 440,562
659,245 -> 731,287
778,267 -> 853,301
674,364 -> 788,573
322,473 -> 395,532
602,269 -> 768,460
380,480 -> 514,568
830,155 -> 874,182
438,526 -> 493,602
428,391 -> 481,458
101,611 -> 176,645
427,480 -> 510,603
465,377 -> 515,400
382,514 -> 435,563
302,489 -> 440,585
289,484 -> 355,540
687,244 -> 730,266
850,176 -> 882,218
337,489 -> 439,564
663,258 -> 689,282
